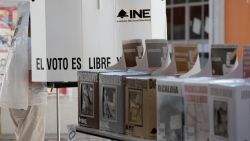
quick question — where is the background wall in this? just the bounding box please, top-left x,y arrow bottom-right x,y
225,0 -> 250,47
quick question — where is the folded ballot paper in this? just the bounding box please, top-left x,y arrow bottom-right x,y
129,39 -> 169,73
174,45 -> 198,75
221,45 -> 250,79
211,45 -> 237,76
208,79 -> 250,141
154,43 -> 201,77
107,39 -> 144,70
194,44 -> 238,77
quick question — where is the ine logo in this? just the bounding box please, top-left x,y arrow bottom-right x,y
117,9 -> 151,23
117,9 -> 129,19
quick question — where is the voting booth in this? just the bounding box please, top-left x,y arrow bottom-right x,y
30,0 -> 166,82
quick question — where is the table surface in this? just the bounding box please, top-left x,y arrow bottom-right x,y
76,126 -> 156,141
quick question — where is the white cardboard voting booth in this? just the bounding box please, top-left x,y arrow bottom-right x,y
30,0 -> 83,82
30,0 -> 166,82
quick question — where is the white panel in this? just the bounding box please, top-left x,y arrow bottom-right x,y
82,0 -> 119,70
31,0 -> 83,82
99,0 -> 118,66
45,0 -> 83,82
151,0 -> 167,39
30,0 -> 47,81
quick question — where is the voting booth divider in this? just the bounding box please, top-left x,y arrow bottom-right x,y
30,0 -> 166,82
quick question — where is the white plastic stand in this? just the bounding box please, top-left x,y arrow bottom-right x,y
51,84 -> 61,141
56,87 -> 60,141
76,126 -> 155,141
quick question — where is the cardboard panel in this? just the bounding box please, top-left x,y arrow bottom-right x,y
31,0 -> 83,82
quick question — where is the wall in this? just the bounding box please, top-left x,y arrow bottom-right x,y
225,0 -> 250,47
